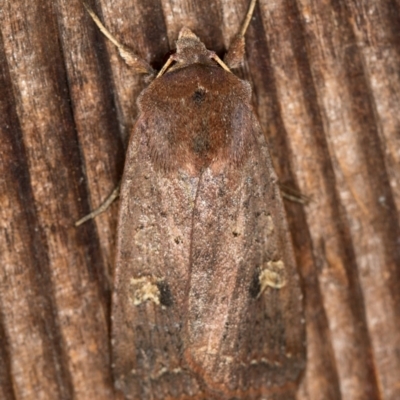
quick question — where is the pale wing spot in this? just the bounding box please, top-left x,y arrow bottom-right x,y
266,214 -> 274,234
258,260 -> 286,296
130,277 -> 160,306
152,367 -> 183,379
249,358 -> 272,366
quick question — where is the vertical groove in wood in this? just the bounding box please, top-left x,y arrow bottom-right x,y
0,313 -> 16,400
341,0 -> 400,397
0,0 -> 114,398
0,36 -> 75,400
288,1 -> 381,398
55,0 -> 124,307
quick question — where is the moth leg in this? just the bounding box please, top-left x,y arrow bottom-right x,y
82,2 -> 154,75
224,0 -> 257,69
279,183 -> 311,205
75,184 -> 120,226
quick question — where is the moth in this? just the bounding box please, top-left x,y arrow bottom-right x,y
80,0 -> 305,398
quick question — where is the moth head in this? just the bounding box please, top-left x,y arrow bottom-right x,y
171,27 -> 216,69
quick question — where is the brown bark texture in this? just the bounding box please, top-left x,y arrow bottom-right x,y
0,0 -> 399,399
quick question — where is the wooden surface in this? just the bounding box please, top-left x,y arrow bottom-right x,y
1,0 -> 399,399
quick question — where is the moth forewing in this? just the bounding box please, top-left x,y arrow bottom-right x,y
81,0 -> 306,398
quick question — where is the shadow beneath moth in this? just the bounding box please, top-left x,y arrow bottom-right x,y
80,0 -> 306,398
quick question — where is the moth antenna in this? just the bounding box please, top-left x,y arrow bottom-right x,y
239,0 -> 258,37
82,1 -> 154,75
211,53 -> 231,72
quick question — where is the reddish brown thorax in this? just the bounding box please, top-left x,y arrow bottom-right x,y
137,28 -> 253,175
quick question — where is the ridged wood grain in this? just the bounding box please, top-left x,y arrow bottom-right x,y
0,0 -> 399,399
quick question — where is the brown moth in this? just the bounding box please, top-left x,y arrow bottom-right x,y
81,0 -> 305,398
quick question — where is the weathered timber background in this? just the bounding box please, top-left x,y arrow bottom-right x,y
1,0 -> 399,399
